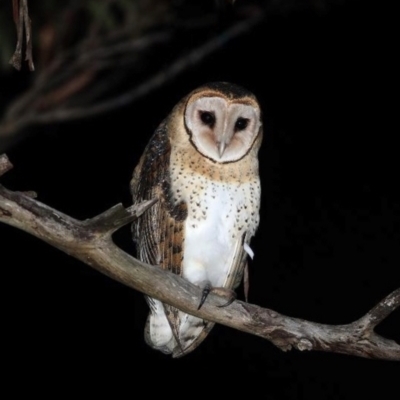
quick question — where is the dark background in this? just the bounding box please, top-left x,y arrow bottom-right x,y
1,1 -> 399,398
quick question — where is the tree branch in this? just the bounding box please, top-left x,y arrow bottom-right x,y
0,154 -> 398,361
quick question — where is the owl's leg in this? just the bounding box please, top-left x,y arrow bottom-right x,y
197,281 -> 236,310
197,235 -> 246,309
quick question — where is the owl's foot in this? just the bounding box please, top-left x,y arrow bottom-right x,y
214,287 -> 237,308
197,281 -> 236,310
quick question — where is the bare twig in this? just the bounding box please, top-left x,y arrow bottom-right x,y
85,200 -> 158,234
22,0 -> 34,70
0,154 -> 13,175
9,0 -> 23,70
354,289 -> 400,331
9,0 -> 35,71
0,154 -> 398,360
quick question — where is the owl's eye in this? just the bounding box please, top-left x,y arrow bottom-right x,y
235,117 -> 249,132
199,111 -> 216,128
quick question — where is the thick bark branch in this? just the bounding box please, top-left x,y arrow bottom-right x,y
0,154 -> 398,361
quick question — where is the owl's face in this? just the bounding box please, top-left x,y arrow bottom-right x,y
183,83 -> 262,163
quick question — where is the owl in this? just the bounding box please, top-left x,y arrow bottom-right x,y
130,82 -> 262,357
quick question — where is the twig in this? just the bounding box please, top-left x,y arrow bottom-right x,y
0,154 -> 14,175
9,0 -> 23,70
84,200 -> 158,234
9,0 -> 35,71
22,0 -> 34,71
0,153 -> 398,360
354,289 -> 400,331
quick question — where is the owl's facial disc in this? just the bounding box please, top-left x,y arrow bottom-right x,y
185,96 -> 261,163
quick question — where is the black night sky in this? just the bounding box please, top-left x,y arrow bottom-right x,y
0,1 -> 398,398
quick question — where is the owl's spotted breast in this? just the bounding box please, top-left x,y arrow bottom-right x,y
168,141 -> 260,288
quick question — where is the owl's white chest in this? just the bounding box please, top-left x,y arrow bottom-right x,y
174,174 -> 260,288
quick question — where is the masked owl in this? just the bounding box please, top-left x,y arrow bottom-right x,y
131,82 -> 262,357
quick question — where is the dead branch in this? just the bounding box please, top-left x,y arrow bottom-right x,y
9,0 -> 35,71
0,153 -> 398,361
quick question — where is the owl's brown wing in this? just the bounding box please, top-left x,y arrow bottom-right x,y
131,122 -> 187,340
131,122 -> 187,272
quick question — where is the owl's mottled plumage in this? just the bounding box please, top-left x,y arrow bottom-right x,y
131,82 -> 262,357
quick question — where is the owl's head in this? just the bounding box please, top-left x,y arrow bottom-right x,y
183,82 -> 262,163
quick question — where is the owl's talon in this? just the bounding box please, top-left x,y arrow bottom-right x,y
216,291 -> 236,308
198,283 -> 236,309
198,282 -> 212,310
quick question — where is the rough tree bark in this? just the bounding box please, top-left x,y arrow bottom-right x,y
0,154 -> 399,360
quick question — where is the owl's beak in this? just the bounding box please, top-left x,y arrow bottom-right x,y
218,141 -> 226,158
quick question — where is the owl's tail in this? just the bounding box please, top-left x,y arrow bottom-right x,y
144,297 -> 176,354
144,297 -> 213,357
172,314 -> 215,358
